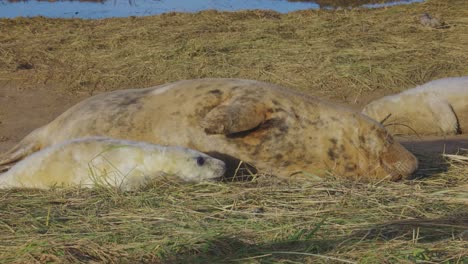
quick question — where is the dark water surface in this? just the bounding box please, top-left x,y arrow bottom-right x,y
0,0 -> 424,19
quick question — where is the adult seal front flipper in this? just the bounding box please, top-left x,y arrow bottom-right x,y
202,97 -> 267,135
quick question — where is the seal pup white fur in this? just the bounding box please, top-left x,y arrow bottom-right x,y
362,76 -> 468,136
0,78 -> 418,181
0,137 -> 226,190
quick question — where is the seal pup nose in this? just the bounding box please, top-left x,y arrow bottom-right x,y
210,158 -> 227,180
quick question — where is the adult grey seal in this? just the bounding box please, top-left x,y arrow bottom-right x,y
0,78 -> 418,181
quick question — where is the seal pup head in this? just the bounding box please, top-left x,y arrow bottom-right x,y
155,146 -> 227,182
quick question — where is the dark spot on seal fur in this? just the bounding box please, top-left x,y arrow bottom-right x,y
273,108 -> 286,113
359,135 -> 366,144
327,138 -> 344,161
275,153 -> 283,160
208,89 -> 223,95
17,62 -> 34,70
259,118 -> 288,133
328,148 -> 339,161
272,99 -> 280,106
105,89 -> 153,108
118,96 -> 140,107
345,163 -> 357,172
308,119 -> 324,128
291,107 -> 300,120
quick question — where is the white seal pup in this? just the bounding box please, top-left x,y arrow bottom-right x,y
362,76 -> 468,136
0,137 -> 226,190
419,13 -> 443,28
0,78 -> 418,181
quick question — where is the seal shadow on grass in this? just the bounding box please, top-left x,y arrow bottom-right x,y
163,219 -> 468,263
400,137 -> 468,179
349,213 -> 468,243
164,236 -> 338,264
408,152 -> 451,179
161,218 -> 336,263
205,151 -> 258,182
163,214 -> 467,263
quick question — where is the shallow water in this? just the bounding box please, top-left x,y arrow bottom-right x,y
0,0 -> 424,19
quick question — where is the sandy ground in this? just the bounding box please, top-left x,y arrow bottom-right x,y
1,84 -> 468,177
0,85 -> 88,152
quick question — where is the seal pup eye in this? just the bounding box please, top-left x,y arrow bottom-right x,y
196,156 -> 205,166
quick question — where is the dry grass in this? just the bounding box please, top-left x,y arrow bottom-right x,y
0,0 -> 467,104
0,166 -> 466,263
0,0 -> 468,262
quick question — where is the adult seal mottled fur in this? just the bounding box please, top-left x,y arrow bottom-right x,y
362,76 -> 468,136
0,78 -> 418,181
0,137 -> 226,190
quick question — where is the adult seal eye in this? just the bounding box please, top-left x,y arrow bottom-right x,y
196,156 -> 205,166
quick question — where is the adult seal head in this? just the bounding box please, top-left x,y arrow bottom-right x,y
0,78 -> 418,181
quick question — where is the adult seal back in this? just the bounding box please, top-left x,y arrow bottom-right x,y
0,78 -> 418,181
